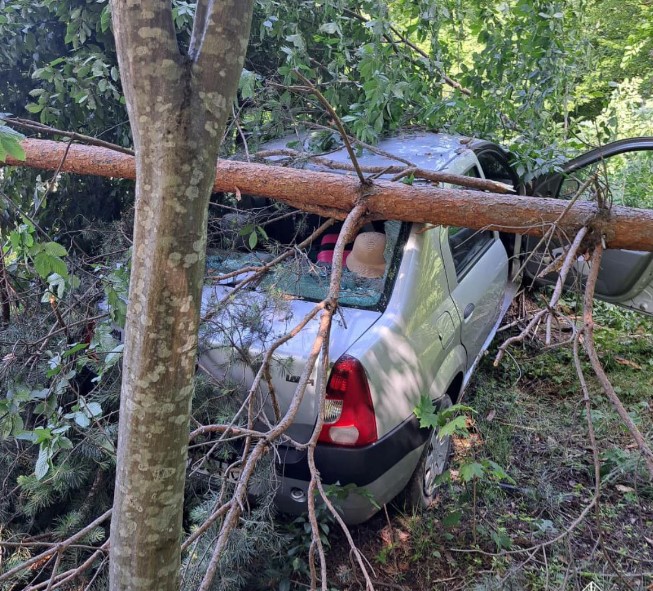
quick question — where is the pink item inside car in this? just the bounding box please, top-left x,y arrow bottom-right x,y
317,232 -> 352,264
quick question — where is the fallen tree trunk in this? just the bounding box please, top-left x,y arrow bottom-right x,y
5,138 -> 653,251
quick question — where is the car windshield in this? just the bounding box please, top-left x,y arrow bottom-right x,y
205,206 -> 405,310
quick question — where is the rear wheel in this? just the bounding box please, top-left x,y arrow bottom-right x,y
400,395 -> 452,510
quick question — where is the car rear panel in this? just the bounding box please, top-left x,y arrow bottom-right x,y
199,285 -> 382,442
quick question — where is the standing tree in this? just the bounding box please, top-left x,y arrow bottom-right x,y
107,1 -> 254,589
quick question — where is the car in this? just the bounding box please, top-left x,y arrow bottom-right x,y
198,131 -> 653,524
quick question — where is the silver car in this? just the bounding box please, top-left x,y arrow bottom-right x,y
199,132 -> 653,523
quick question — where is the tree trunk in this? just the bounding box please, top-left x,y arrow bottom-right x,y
106,1 -> 253,590
6,138 -> 653,251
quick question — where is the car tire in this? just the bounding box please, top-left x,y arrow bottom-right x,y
399,394 -> 453,511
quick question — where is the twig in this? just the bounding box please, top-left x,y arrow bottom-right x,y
575,249 -> 637,590
451,495 -> 598,557
291,70 -> 368,185
0,510 -> 111,583
210,219 -> 336,309
494,226 -> 588,365
302,121 -> 416,167
82,557 -> 107,591
232,104 -> 250,162
254,148 -> 514,193
22,542 -> 109,591
45,550 -> 62,591
580,244 -> 653,479
4,117 -> 134,156
514,172 -> 598,281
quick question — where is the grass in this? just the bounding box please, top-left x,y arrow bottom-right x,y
323,300 -> 653,591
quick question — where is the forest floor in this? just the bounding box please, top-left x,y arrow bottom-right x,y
322,298 -> 653,591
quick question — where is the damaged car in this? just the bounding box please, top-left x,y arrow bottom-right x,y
198,132 -> 653,524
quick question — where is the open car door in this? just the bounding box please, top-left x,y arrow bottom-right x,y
525,137 -> 653,315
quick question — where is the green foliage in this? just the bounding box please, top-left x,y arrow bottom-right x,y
414,395 -> 474,437
0,220 -> 127,583
238,222 -> 269,250
459,459 -> 514,485
0,124 -> 25,162
277,509 -> 333,583
0,0 -> 124,140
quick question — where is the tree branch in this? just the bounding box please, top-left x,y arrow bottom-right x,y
342,8 -> 471,96
254,147 -> 514,193
291,70 -> 368,185
581,244 -> 653,479
3,117 -> 134,156
0,510 -> 111,584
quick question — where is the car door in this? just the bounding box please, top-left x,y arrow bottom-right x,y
526,137 -> 653,314
441,165 -> 510,366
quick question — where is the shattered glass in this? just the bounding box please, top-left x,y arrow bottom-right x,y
206,221 -> 402,309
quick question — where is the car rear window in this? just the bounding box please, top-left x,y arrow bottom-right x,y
205,206 -> 406,310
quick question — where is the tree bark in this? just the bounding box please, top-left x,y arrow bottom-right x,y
6,138 -> 653,251
106,1 -> 253,590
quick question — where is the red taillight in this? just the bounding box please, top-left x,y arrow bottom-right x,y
318,355 -> 377,447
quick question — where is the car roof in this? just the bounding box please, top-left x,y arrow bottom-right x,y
259,130 -> 475,174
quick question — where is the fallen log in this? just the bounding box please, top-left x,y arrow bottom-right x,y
5,138 -> 653,251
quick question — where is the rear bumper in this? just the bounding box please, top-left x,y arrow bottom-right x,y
274,414 -> 429,524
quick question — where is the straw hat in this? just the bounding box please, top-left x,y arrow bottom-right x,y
346,232 -> 387,278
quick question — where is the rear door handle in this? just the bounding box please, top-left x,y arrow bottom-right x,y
463,303 -> 475,319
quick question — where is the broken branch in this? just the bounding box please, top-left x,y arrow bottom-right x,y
6,139 -> 653,251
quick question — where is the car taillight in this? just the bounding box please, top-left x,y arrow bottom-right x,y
318,355 -> 377,447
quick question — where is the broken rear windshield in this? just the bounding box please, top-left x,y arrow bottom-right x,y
205,212 -> 405,310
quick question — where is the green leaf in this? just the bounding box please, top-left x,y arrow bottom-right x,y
459,461 -> 485,482
239,69 -> 257,100
43,242 -> 68,257
413,395 -> 439,429
11,415 -> 24,436
438,415 -> 469,437
491,528 -> 513,550
30,388 -> 50,400
33,427 -> 53,444
0,136 -> 25,161
319,22 -> 339,35
35,447 -> 50,480
486,460 -> 515,484
43,273 -> 67,300
33,253 -> 68,279
248,231 -> 258,249
104,344 -> 124,368
1,419 -> 12,440
0,125 -> 26,162
16,432 -> 38,442
74,411 -> 91,428
285,34 -> 305,50
85,402 -> 102,417
62,342 -> 88,358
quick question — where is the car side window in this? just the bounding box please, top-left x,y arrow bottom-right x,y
447,166 -> 494,280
